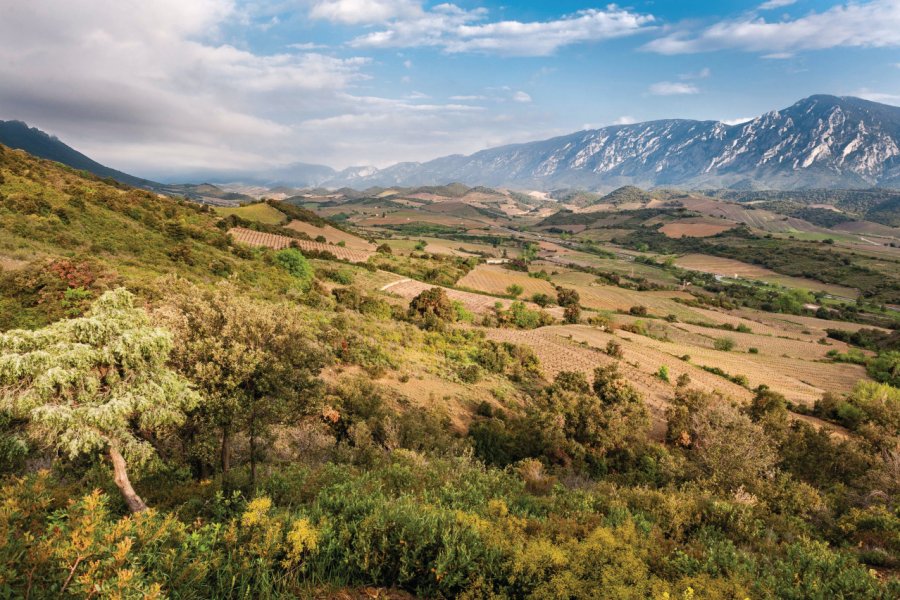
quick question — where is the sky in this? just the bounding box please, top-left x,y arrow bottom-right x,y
1,0 -> 899,180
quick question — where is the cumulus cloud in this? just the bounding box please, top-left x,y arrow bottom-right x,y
310,0 -> 422,25
0,0 -> 381,174
0,0 -> 567,175
348,4 -> 655,56
644,0 -> 900,55
648,82 -> 699,95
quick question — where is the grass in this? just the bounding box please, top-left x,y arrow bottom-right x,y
214,202 -> 287,225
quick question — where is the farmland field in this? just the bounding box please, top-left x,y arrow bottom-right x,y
379,276 -> 562,317
285,220 -> 376,252
214,202 -> 286,225
228,227 -> 373,262
457,264 -> 558,298
659,219 -> 735,238
674,253 -> 859,297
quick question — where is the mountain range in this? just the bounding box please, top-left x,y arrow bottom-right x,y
2,95 -> 899,192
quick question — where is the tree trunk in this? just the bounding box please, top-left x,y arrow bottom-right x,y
109,446 -> 147,513
249,429 -> 257,487
221,425 -> 231,474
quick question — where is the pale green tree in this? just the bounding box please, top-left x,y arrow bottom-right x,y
0,288 -> 199,512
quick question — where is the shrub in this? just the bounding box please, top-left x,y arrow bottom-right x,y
607,340 -> 624,358
376,243 -> 393,254
506,284 -> 524,297
556,286 -> 580,308
714,337 -> 735,352
629,305 -> 648,317
275,248 -> 314,290
563,304 -> 581,324
657,365 -> 670,382
409,287 -> 454,328
497,301 -> 554,329
531,293 -> 552,307
319,267 -> 354,285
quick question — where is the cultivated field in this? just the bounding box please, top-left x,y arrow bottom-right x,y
285,220 -> 376,252
457,264 -> 557,298
228,227 -> 373,262
214,203 -> 286,225
485,325 -> 752,438
674,253 -> 858,297
549,271 -> 704,321
379,277 -> 562,318
659,219 -> 735,238
612,328 -> 866,406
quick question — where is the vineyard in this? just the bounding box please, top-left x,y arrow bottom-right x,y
228,227 -> 373,262
659,219 -> 735,238
457,264 -> 558,298
284,220 -> 376,252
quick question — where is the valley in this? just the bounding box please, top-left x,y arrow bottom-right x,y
2,109 -> 900,598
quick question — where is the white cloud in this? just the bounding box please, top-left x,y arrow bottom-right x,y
721,117 -> 754,125
644,0 -> 900,55
403,59 -> 413,68
758,0 -> 796,10
309,0 -> 422,25
288,42 -> 328,50
348,4 -> 655,56
449,95 -> 488,101
613,116 -> 637,125
648,81 -> 699,95
852,88 -> 900,104
512,91 -> 532,103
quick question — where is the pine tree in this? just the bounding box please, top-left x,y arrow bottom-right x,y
0,288 -> 199,512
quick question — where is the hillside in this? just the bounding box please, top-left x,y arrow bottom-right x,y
323,95 -> 900,191
0,119 -> 162,190
1,144 -> 898,597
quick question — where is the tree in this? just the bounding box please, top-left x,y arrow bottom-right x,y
563,304 -> 581,324
524,366 -> 649,473
274,248 -> 314,290
376,243 -> 393,255
156,280 -> 326,484
408,287 -> 454,328
668,388 -> 777,492
0,289 -> 199,512
506,284 -> 523,298
556,287 -> 580,309
531,293 -> 552,308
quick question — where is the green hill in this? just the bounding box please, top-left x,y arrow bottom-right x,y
0,144 -> 897,599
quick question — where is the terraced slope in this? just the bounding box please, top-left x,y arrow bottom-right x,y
228,227 -> 373,262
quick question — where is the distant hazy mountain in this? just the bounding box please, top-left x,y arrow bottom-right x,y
156,162 -> 337,188
6,95 -> 899,193
323,95 -> 900,191
0,120 -> 160,189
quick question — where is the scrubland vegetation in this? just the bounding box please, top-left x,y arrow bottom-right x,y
0,147 -> 898,598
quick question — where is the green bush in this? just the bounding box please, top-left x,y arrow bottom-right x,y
714,337 -> 735,352
275,248 -> 314,289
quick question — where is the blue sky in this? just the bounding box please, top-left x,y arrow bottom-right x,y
1,0 -> 898,178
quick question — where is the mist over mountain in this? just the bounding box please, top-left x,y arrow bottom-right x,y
4,95 -> 899,193
0,120 -> 160,189
323,95 -> 900,191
